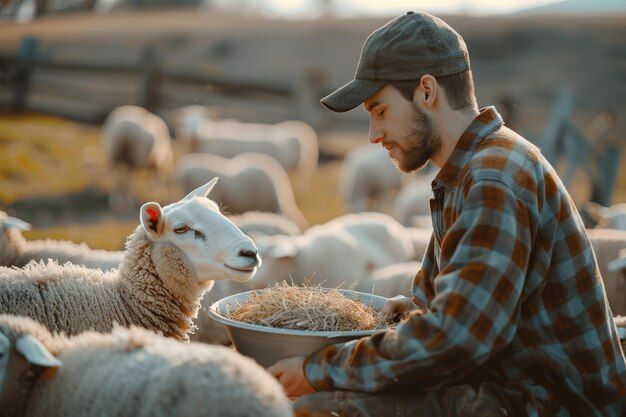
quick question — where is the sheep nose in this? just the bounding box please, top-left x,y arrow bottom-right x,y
239,248 -> 262,268
239,249 -> 258,259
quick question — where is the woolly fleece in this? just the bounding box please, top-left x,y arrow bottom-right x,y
0,226 -> 207,341
0,315 -> 293,417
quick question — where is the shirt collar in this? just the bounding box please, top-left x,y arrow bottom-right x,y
433,106 -> 503,190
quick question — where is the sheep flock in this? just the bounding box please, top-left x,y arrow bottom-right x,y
2,104 -> 625,415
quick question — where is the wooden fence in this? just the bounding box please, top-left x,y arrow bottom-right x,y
0,36 -> 329,126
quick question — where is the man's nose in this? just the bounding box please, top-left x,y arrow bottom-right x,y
368,123 -> 384,144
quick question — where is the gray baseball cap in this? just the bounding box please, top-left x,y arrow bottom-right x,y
321,11 -> 470,113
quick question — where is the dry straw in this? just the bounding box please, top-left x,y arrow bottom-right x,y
227,280 -> 392,332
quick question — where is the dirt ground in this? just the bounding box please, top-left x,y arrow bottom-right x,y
0,10 -> 624,249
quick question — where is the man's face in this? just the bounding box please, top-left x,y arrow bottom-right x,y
364,85 -> 441,173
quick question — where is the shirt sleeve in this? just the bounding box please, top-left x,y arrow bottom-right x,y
303,178 -> 534,392
411,233 -> 437,309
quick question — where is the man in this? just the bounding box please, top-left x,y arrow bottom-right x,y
268,11 -> 626,417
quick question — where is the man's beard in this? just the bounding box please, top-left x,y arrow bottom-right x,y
391,104 -> 442,173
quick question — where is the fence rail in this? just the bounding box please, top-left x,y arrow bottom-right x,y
0,36 -> 325,125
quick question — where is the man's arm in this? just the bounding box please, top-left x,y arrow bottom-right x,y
303,178 -> 535,393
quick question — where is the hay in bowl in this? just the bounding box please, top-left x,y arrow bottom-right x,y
228,281 -> 390,332
208,282 -> 392,367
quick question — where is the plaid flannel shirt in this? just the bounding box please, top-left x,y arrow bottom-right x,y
304,107 -> 626,416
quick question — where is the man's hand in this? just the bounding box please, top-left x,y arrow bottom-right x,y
382,295 -> 420,321
267,356 -> 316,398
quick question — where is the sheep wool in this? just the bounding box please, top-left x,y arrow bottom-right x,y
0,226 -> 122,271
0,229 -> 197,340
0,315 -> 293,417
0,179 -> 261,342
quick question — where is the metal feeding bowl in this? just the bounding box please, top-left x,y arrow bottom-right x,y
208,289 -> 389,367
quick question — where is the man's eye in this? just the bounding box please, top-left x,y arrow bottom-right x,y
377,109 -> 385,117
174,225 -> 190,234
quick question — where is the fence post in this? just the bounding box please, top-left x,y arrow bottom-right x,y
138,45 -> 160,112
292,67 -> 328,127
11,37 -> 38,112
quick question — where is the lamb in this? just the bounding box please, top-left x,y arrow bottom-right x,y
172,105 -> 318,179
392,171 -> 437,227
406,226 -> 432,262
190,278 -> 251,345
586,228 -> 626,316
190,213 -> 415,345
250,212 -> 415,291
175,152 -> 309,230
338,145 -> 404,213
191,211 -> 303,344
368,261 -> 423,299
585,202 -> 626,230
228,211 -> 303,238
0,179 -> 261,341
275,119 -> 319,181
0,315 -> 293,417
0,211 -> 123,271
101,105 -> 174,211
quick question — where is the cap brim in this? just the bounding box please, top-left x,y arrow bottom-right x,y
320,79 -> 388,113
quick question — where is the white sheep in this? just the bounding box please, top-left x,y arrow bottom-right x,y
228,211 -> 302,238
0,315 -> 293,417
250,212 -> 415,291
190,213 -> 416,345
275,119 -> 319,181
0,211 -> 123,271
406,226 -> 432,262
175,152 -> 309,230
368,261 -> 423,299
586,228 -> 626,316
190,211 -> 303,345
191,278 -> 251,346
0,179 -> 260,342
338,145 -> 404,213
101,105 -> 174,211
585,202 -> 626,230
172,105 -> 318,179
392,171 -> 437,227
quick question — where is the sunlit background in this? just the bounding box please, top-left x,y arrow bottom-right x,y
0,0 -> 625,307
0,0 -> 625,363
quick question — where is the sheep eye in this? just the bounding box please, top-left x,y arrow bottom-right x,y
174,225 -> 190,234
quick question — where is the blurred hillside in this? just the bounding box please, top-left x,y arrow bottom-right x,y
0,9 -> 624,250
0,10 -> 625,141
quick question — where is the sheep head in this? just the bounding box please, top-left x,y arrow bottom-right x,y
140,177 -> 261,286
0,318 -> 62,417
0,212 -> 30,267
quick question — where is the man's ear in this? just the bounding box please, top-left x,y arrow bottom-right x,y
414,75 -> 437,110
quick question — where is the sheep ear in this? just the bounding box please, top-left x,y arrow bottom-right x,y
267,241 -> 298,259
0,332 -> 9,385
140,202 -> 165,240
2,216 -> 31,231
182,177 -> 218,201
16,335 -> 62,368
